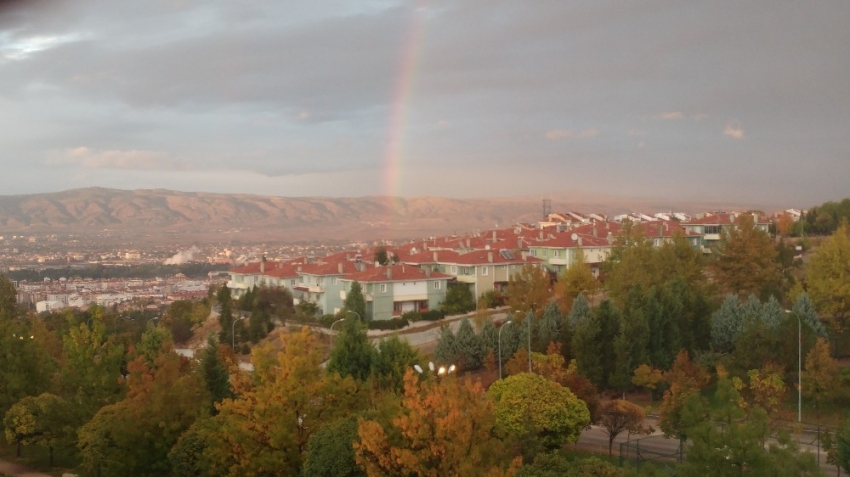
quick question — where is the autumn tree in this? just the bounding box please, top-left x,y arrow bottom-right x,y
327,316 -> 375,382
776,213 -> 796,237
3,393 -> 72,464
356,370 -> 520,477
805,220 -> 850,335
743,363 -> 787,425
596,399 -> 649,456
488,373 -> 590,451
506,263 -> 551,318
77,351 -> 208,477
632,364 -> 664,402
374,246 -> 390,266
803,337 -> 840,418
658,351 -> 709,439
711,213 -> 780,298
553,250 -> 599,315
201,327 -> 363,476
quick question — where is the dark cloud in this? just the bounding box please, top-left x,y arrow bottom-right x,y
0,0 -> 847,206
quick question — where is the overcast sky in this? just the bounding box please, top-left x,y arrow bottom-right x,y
0,0 -> 847,206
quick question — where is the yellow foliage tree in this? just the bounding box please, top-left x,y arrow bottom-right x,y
356,369 -> 520,477
803,337 -> 841,418
658,351 -> 710,438
632,364 -> 664,402
805,221 -> 850,334
506,263 -> 551,318
553,250 -> 599,315
711,213 -> 780,297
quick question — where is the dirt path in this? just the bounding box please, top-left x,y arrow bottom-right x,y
0,458 -> 53,477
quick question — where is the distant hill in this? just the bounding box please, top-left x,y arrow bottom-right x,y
0,188 -> 775,243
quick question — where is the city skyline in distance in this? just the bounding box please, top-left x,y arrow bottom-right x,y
0,1 -> 848,205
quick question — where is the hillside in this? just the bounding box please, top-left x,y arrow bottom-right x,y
0,188 -> 774,244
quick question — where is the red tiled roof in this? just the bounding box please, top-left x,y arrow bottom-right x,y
403,249 -> 462,264
298,260 -> 367,276
453,250 -> 543,265
342,264 -> 452,283
683,213 -> 769,226
230,261 -> 282,274
534,232 -> 611,248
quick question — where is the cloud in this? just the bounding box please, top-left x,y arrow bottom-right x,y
692,113 -> 709,121
51,147 -> 186,170
627,129 -> 645,137
657,111 -> 685,120
545,128 -> 600,140
723,122 -> 744,140
437,120 -> 451,128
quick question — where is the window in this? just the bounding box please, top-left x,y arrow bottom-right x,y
553,250 -> 560,258
331,277 -> 337,285
451,265 -> 457,274
434,281 -> 441,290
481,266 -> 488,276
380,283 -> 387,293
530,249 -> 537,257
291,279 -> 297,287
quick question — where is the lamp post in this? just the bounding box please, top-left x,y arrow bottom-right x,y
498,320 -> 513,380
414,361 -> 455,379
232,315 -> 245,350
527,311 -> 533,373
346,310 -> 362,321
146,316 -> 159,327
330,318 -> 345,349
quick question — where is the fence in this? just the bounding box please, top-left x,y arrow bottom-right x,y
618,421 -> 848,476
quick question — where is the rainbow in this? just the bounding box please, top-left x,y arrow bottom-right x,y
382,2 -> 428,201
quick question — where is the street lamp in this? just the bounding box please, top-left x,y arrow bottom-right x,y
414,361 -> 455,378
232,315 -> 246,350
498,320 -> 513,380
330,318 -> 345,348
346,310 -> 362,321
786,309 -> 803,423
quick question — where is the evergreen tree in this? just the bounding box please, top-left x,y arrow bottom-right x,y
372,335 -> 420,393
455,318 -> 485,371
434,326 -> 459,366
560,293 -> 590,362
216,285 -> 236,347
711,294 -> 743,352
791,293 -> 828,338
571,313 -> 603,387
327,317 -> 375,381
345,281 -> 367,321
498,315 -> 520,364
761,295 -> 784,330
200,336 -> 232,413
595,300 -> 621,388
537,301 -> 562,352
479,320 -> 498,357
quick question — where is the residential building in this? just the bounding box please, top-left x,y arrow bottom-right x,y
339,264 -> 451,321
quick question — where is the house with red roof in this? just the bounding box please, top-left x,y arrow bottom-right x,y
226,257 -> 281,298
682,212 -> 769,252
339,264 -> 451,321
294,259 -> 369,316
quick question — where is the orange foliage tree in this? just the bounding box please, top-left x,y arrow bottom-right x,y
355,369 -> 520,477
658,351 -> 710,439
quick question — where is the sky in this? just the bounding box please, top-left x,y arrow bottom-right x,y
0,0 -> 848,206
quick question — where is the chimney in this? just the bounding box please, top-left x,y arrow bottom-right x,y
433,251 -> 438,262
260,256 -> 266,274
387,267 -> 393,279
492,230 -> 497,241
425,267 -> 431,277
338,262 -> 343,274
466,238 -> 471,248
658,224 -> 663,237
578,237 -> 583,247
488,251 -> 493,263
593,224 -> 598,237
607,232 -> 613,245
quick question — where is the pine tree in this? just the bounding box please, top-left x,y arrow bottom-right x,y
572,314 -> 603,387
711,294 -> 742,352
434,326 -> 459,366
327,317 -> 375,381
455,318 -> 485,371
200,336 -> 232,413
479,320 -> 498,357
595,300 -> 621,388
537,301 -> 562,352
345,280 -> 367,321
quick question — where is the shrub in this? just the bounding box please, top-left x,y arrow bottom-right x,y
368,318 -> 410,331
422,309 -> 445,321
318,314 -> 337,328
401,311 -> 423,322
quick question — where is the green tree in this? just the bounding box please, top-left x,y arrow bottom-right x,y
345,281 -> 367,321
455,318 -> 485,371
603,221 -> 656,308
0,274 -> 18,320
372,335 -> 420,393
516,453 -> 623,477
536,301 -> 562,353
837,418 -> 850,475
374,246 -> 390,266
434,325 -> 459,365
711,213 -> 780,298
216,284 -> 236,347
571,307 -> 603,387
3,393 -> 72,464
0,318 -> 53,427
200,336 -> 233,413
596,300 -> 622,389
805,220 -> 850,335
553,249 -> 599,315
303,415 -> 366,477
327,317 -> 375,382
441,282 -> 475,315
488,372 -> 590,450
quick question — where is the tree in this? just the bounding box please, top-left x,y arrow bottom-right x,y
374,246 -> 390,266
516,452 -> 623,477
345,281 -> 367,321
3,393 -> 72,464
0,273 -> 18,320
777,213 -> 795,237
803,337 -> 840,418
216,284 -> 236,346
711,213 -> 780,298
356,370 -> 520,477
372,335 -> 420,393
455,318 -> 485,371
658,351 -> 709,439
837,418 -> 850,475
571,307 -> 603,387
303,415 -> 366,477
596,399 -> 649,456
0,318 -> 53,426
199,336 -> 233,413
553,250 -> 599,315
632,364 -> 664,402
744,364 -> 787,425
506,263 -> 551,318
805,221 -> 850,334
327,317 -> 375,382
434,325 -> 459,366
441,282 -> 476,315
488,373 -> 590,450
77,351 -> 208,477
201,328 -> 363,476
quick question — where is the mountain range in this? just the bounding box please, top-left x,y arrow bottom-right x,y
0,188 -> 776,243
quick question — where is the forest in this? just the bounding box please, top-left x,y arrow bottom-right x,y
1,213 -> 850,476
